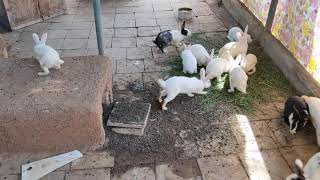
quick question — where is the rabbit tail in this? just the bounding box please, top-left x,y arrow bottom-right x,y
157,79 -> 166,89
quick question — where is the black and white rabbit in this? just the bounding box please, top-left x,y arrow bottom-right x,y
153,21 -> 191,53
283,96 -> 310,134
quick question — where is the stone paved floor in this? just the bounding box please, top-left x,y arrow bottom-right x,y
1,0 -> 319,179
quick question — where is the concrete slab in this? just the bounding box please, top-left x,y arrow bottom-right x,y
0,56 -> 112,153
107,102 -> 151,129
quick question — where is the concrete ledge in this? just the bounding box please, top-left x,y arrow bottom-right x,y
222,0 -> 320,96
0,56 -> 112,153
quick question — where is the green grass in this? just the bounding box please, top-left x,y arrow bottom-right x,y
169,33 -> 295,112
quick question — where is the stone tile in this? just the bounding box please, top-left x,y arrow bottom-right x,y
197,155 -> 249,180
8,40 -> 33,52
47,39 -> 64,50
117,60 -> 144,73
66,29 -> 90,39
151,46 -> 178,58
49,15 -> 74,23
112,38 -> 137,48
268,119 -> 317,147
144,57 -> 172,72
102,17 -> 115,28
137,36 -> 156,47
0,174 -> 19,180
127,47 -> 152,59
196,15 -> 220,24
114,28 -> 137,37
61,49 -> 87,57
112,167 -> 155,180
47,30 -> 68,39
193,7 -> 213,16
279,145 -> 320,170
90,28 -> 115,38
87,38 -> 112,49
41,171 -> 65,180
153,4 -> 173,11
62,39 -> 88,50
156,18 -> 178,26
136,18 -> 157,27
66,169 -> 110,180
105,48 -> 127,60
22,23 -> 50,33
113,73 -> 143,90
48,23 -> 73,30
239,149 -> 292,180
134,6 -> 154,13
201,22 -> 227,32
230,120 -> 278,151
246,103 -> 282,121
156,159 -> 202,180
72,15 -> 94,22
2,32 -> 20,46
115,13 -> 135,20
138,26 -> 160,37
107,102 -> 151,128
71,151 -> 114,170
154,11 -> 175,18
160,24 -> 180,31
8,51 -> 34,58
135,12 -> 155,19
114,19 -> 135,28
71,22 -> 93,29
116,7 -> 135,14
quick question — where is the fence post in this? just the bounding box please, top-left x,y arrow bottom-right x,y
93,0 -> 104,55
266,0 -> 278,31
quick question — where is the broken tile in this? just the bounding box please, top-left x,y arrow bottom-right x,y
117,60 -> 144,73
71,152 -> 114,170
112,127 -> 144,136
107,102 -> 151,129
66,169 -> 110,180
239,149 -> 291,180
197,155 -> 248,180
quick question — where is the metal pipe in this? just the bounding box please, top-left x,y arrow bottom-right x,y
266,0 -> 278,31
92,0 -> 104,55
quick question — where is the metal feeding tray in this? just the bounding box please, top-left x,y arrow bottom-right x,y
178,7 -> 193,21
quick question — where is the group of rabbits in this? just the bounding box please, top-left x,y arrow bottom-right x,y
155,23 -> 257,110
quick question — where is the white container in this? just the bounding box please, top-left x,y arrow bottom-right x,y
178,8 -> 193,21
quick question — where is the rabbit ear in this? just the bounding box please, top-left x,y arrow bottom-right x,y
236,32 -> 242,39
32,33 -> 40,43
41,33 -> 48,43
294,159 -> 305,178
200,68 -> 206,79
181,21 -> 186,30
244,25 -> 248,34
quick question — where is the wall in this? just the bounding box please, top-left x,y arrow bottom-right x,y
240,0 -> 272,25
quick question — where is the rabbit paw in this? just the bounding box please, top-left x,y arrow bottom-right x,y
162,106 -> 168,111
188,93 -> 194,97
228,89 -> 234,93
198,91 -> 207,95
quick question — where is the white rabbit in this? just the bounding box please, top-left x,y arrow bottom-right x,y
157,68 -> 211,110
228,55 -> 248,94
219,25 -> 249,58
240,53 -> 257,75
205,50 -> 233,81
190,44 -> 211,66
301,96 -> 320,146
32,33 -> 64,76
178,43 -> 197,74
286,153 -> 320,180
227,26 -> 252,43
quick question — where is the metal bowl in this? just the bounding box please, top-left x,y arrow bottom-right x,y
178,7 -> 193,21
